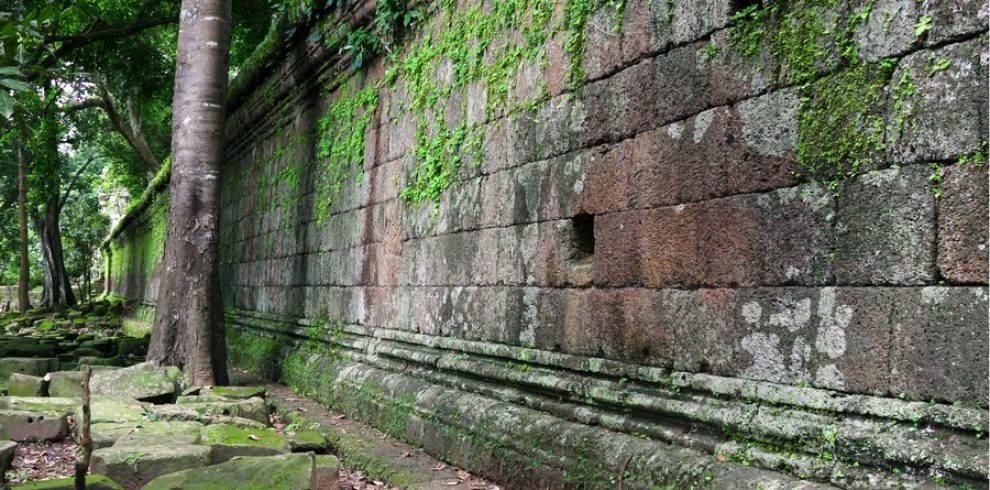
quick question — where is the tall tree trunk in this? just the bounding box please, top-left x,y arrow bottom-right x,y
17,141 -> 31,314
33,194 -> 76,308
149,0 -> 231,386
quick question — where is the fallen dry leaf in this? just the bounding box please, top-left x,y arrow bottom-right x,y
400,450 -> 412,458
442,480 -> 460,486
248,434 -> 260,441
332,414 -> 346,420
432,462 -> 447,471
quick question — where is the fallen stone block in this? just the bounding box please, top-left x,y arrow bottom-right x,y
313,454 -> 341,490
91,361 -> 182,403
0,409 -> 68,441
7,373 -> 46,397
199,423 -> 290,463
10,474 -> 124,489
205,385 -> 266,400
0,440 -> 16,478
0,396 -> 78,414
153,396 -> 269,425
287,431 -> 331,453
113,421 -> 203,447
142,452 -> 321,490
89,398 -> 148,424
78,356 -> 123,367
0,358 -> 58,380
91,444 -> 212,490
116,338 -> 147,360
47,371 -> 83,398
90,421 -> 202,449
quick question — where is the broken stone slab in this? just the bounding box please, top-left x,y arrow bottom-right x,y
89,398 -> 148,424
7,373 -> 46,397
0,339 -> 56,358
0,396 -> 79,414
0,409 -> 68,441
90,420 -> 205,449
0,440 -> 15,478
205,385 -> 266,400
151,396 -> 269,425
145,407 -> 266,429
0,358 -> 58,380
176,395 -> 230,404
91,361 -> 182,403
78,356 -> 123,367
47,371 -> 83,398
113,421 -> 203,447
287,431 -> 331,453
142,452 -> 335,490
91,444 -> 212,490
10,474 -> 124,489
199,423 -> 290,463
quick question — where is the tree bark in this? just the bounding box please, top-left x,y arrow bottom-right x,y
33,193 -> 76,308
149,0 -> 231,386
16,140 -> 31,314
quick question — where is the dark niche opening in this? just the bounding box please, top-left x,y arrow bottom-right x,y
572,213 -> 596,259
730,0 -> 761,14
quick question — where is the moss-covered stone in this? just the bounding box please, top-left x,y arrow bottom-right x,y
286,430 -> 330,453
91,444 -> 212,489
141,453 -> 316,490
48,371 -> 83,398
198,424 -> 289,463
206,385 -> 266,400
11,474 -> 124,490
89,398 -> 148,424
7,374 -> 46,397
0,358 -> 58,380
156,397 -> 268,424
0,409 -> 68,441
91,362 -> 180,403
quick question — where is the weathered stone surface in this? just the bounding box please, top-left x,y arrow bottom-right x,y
0,409 -> 67,441
0,358 -> 58,380
204,385 -> 266,400
937,164 -> 989,283
887,39 -> 988,164
198,424 -> 290,463
91,444 -> 212,490
91,361 -> 181,403
889,287 -> 989,403
142,452 -> 318,490
835,165 -> 935,284
156,396 -> 268,425
47,371 -> 83,398
0,440 -> 15,477
89,398 -> 147,424
7,373 -> 46,397
111,421 -> 203,447
11,475 -> 124,490
287,430 -> 330,453
0,396 -> 78,414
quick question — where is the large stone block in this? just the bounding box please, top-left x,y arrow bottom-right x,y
0,358 -> 58,380
0,409 -> 67,441
91,361 -> 182,403
199,423 -> 290,464
593,210 -> 642,286
91,444 -> 212,490
7,374 -> 46,397
887,39 -> 987,164
835,165 -> 935,284
937,164 -> 989,283
889,287 -> 989,403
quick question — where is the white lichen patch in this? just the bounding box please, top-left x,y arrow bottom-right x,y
693,109 -> 714,143
741,332 -> 787,383
742,302 -> 762,324
667,122 -> 684,140
815,364 -> 846,390
815,288 -> 850,359
921,286 -> 948,305
769,298 -> 812,332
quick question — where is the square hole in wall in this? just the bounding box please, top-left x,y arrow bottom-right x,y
571,213 -> 595,261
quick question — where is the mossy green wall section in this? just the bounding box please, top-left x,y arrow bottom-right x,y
106,192 -> 168,305
108,0 -> 989,487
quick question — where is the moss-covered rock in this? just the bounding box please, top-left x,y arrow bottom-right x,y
205,385 -> 266,400
89,398 -> 148,424
141,453 -> 317,490
154,397 -> 268,424
91,362 -> 180,403
0,358 -> 58,380
48,371 -> 83,398
91,444 -> 212,490
199,424 -> 289,463
112,421 -> 203,447
7,373 -> 46,397
0,396 -> 78,414
287,430 -> 330,453
11,474 -> 124,489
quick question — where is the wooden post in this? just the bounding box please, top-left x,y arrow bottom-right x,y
74,366 -> 93,490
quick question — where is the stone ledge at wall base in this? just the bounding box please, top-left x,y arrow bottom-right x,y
225,312 -> 989,490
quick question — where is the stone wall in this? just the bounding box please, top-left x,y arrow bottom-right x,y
107,0 -> 990,488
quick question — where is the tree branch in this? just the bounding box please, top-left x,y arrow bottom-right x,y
58,155 -> 97,213
49,15 -> 178,56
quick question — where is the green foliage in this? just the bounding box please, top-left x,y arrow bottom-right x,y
314,79 -> 378,220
